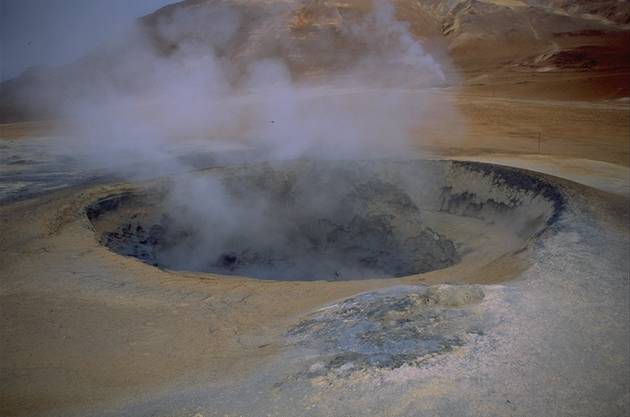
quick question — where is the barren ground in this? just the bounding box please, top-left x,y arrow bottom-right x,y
1,0 -> 629,416
1,85 -> 628,416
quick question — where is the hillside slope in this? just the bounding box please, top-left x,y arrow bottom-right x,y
0,0 -> 628,122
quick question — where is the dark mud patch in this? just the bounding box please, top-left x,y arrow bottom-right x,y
94,180 -> 458,280
287,285 -> 488,375
86,160 -> 563,281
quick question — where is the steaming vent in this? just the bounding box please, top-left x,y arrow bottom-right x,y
86,160 -> 563,281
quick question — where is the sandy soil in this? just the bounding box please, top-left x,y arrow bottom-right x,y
0,91 -> 627,416
1,0 -> 629,416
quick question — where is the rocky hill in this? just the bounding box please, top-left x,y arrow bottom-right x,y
1,0 -> 628,122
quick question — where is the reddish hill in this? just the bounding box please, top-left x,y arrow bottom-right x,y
1,0 -> 628,122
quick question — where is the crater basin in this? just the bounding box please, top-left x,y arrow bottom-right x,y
86,160 -> 563,281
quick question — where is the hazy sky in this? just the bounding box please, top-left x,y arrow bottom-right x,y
0,0 -> 179,81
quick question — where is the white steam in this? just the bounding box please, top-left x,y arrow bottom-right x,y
54,0 -> 452,169
48,0 -> 461,278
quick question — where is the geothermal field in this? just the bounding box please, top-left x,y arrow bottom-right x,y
0,0 -> 629,416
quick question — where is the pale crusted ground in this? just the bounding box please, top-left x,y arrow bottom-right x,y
0,93 -> 628,415
0,0 -> 629,413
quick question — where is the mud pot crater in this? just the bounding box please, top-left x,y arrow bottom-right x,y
86,160 -> 564,281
